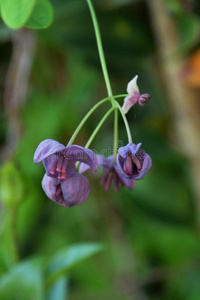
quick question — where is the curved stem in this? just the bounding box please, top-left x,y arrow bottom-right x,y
113,109 -> 118,162
76,107 -> 114,169
114,94 -> 128,99
114,100 -> 133,143
86,0 -> 113,98
67,97 -> 110,146
85,107 -> 115,149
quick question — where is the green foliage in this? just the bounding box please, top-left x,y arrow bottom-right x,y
0,244 -> 103,299
0,0 -> 54,29
0,259 -> 44,300
46,244 -> 103,285
174,12 -> 200,53
46,277 -> 68,300
0,161 -> 24,207
25,0 -> 54,29
0,0 -> 36,29
164,0 -> 200,53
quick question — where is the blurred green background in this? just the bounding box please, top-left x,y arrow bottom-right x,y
1,0 -> 200,299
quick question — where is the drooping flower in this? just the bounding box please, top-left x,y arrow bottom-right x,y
122,75 -> 150,114
34,139 -> 98,180
117,143 -> 152,180
42,173 -> 90,207
79,155 -> 135,191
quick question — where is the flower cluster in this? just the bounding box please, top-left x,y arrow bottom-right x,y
34,137 -> 152,208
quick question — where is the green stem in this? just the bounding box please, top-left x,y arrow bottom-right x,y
67,94 -> 127,146
114,100 -> 132,143
76,107 -> 114,169
86,0 -> 113,98
67,97 -> 110,146
85,107 -> 115,149
114,94 -> 128,99
113,109 -> 118,162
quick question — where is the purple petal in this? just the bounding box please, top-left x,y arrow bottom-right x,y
64,145 -> 98,173
117,154 -> 126,176
78,162 -> 90,174
132,153 -> 152,180
34,139 -> 65,164
97,155 -> 114,170
42,174 -> 57,201
116,169 -> 135,190
79,155 -> 114,174
42,173 -> 90,207
118,143 -> 142,158
79,155 -> 106,174
122,95 -> 138,114
60,174 -> 90,207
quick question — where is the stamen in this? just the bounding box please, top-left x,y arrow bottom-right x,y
58,174 -> 66,180
56,157 -> 64,172
58,171 -> 64,180
113,173 -> 120,191
105,172 -> 113,191
101,171 -> 109,185
132,156 -> 142,171
61,158 -> 68,174
57,197 -> 65,205
49,161 -> 57,175
55,185 -> 62,197
123,155 -> 134,175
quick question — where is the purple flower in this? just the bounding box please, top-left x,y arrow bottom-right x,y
34,139 -> 98,180
122,75 -> 150,114
117,143 -> 152,180
79,155 -> 135,191
42,173 -> 90,207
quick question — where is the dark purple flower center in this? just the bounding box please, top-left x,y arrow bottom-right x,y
49,154 -> 69,180
137,93 -> 150,107
123,151 -> 144,176
101,169 -> 125,191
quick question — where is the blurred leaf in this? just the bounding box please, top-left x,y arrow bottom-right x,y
163,0 -> 183,13
0,259 -> 44,299
174,12 -> 200,53
0,161 -> 24,207
167,263 -> 200,300
141,226 -> 199,266
0,0 -> 36,29
46,243 -> 103,285
46,277 -> 68,300
25,0 -> 54,29
128,170 -> 192,223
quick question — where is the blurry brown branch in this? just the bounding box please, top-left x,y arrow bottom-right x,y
147,0 -> 200,230
3,29 -> 36,160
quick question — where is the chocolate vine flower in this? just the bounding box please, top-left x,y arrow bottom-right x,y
117,143 -> 152,180
80,155 -> 135,191
42,173 -> 90,207
122,75 -> 150,114
34,139 -> 98,180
